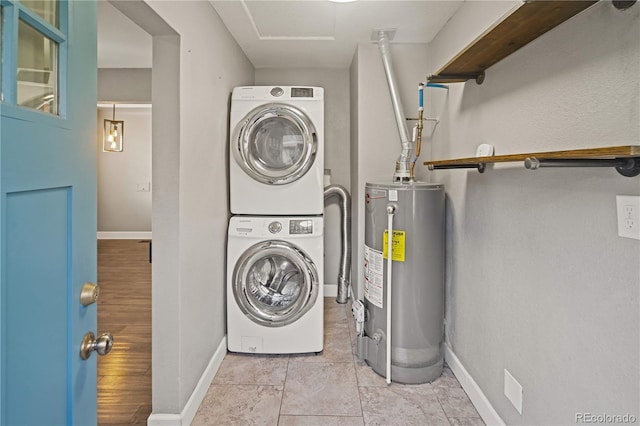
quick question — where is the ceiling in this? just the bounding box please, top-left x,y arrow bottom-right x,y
209,0 -> 463,68
98,0 -> 463,69
98,1 -> 152,68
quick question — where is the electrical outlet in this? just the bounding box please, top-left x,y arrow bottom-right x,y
504,369 -> 523,415
616,196 -> 640,240
476,143 -> 495,157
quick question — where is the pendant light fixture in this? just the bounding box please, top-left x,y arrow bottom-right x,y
103,104 -> 124,152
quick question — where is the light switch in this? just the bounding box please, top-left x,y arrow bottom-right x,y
137,182 -> 151,193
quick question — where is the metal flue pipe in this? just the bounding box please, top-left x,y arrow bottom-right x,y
377,30 -> 413,183
324,184 -> 351,304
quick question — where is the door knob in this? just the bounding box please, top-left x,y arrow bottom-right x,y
80,332 -> 114,360
80,282 -> 100,306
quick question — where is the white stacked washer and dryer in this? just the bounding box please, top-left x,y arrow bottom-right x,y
227,86 -> 325,354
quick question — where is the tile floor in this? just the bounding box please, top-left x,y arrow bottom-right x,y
193,298 -> 484,426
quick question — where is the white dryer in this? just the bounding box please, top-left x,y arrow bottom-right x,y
229,86 -> 324,215
227,215 -> 324,354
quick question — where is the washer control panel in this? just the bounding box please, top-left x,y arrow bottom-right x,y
289,219 -> 313,235
229,217 -> 322,238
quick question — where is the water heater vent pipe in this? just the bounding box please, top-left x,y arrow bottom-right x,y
376,30 -> 413,183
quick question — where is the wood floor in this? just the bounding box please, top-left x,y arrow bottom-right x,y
97,239 -> 152,425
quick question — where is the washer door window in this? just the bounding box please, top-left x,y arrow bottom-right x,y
233,240 -> 319,327
233,104 -> 317,185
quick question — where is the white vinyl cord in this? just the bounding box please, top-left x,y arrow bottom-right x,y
385,204 -> 396,385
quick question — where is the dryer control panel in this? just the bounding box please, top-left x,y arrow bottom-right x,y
291,87 -> 314,98
289,219 -> 313,234
232,86 -> 324,101
268,221 -> 282,234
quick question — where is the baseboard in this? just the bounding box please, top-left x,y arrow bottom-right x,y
97,231 -> 152,239
147,336 -> 227,426
181,336 -> 227,424
146,414 -> 181,426
323,284 -> 338,298
444,344 -> 505,426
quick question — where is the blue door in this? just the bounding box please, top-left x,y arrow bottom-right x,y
0,1 -> 98,424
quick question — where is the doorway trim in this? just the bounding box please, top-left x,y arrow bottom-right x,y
106,0 -> 184,422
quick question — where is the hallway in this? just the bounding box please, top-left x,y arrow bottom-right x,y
97,239 -> 152,425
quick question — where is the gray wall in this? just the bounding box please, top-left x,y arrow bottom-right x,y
255,69 -> 350,288
97,106 -> 152,232
146,0 -> 254,413
429,2 -> 639,424
97,68 -> 151,103
349,41 -> 429,299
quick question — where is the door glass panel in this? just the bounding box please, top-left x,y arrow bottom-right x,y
251,118 -> 304,170
17,19 -> 58,114
21,0 -> 58,27
246,254 -> 302,310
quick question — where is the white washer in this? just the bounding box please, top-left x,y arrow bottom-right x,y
227,215 -> 324,354
229,86 -> 324,215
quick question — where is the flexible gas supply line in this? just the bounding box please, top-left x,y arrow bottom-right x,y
385,204 -> 396,385
377,31 -> 413,183
410,83 -> 425,178
323,185 -> 352,304
410,82 -> 448,175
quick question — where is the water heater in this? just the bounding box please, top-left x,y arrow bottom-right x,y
356,181 -> 445,384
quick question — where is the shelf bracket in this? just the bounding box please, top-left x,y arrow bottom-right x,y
430,163 -> 486,173
613,0 -> 637,10
524,157 -> 640,177
427,72 -> 485,85
406,117 -> 439,123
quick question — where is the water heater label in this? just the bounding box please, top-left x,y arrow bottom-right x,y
363,245 -> 384,309
383,230 -> 406,262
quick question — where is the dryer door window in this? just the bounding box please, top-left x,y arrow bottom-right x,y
234,104 -> 317,185
233,240 -> 319,327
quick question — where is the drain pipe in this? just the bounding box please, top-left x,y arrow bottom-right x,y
324,184 -> 351,304
377,30 -> 413,183
385,203 -> 396,384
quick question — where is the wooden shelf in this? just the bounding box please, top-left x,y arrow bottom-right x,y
425,146 -> 640,167
428,1 -> 598,84
424,146 -> 640,177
